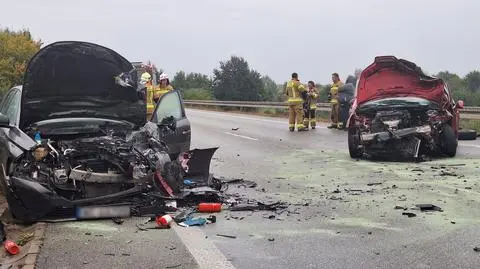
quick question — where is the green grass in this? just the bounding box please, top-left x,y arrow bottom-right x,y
460,119 -> 480,133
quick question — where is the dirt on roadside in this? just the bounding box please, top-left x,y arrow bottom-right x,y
0,195 -> 41,269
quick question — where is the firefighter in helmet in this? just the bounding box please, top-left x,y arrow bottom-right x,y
303,81 -> 319,129
328,73 -> 344,129
285,73 -> 307,132
153,73 -> 174,103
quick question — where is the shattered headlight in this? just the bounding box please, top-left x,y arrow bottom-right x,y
426,110 -> 439,118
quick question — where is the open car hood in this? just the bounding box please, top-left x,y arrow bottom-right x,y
356,56 -> 448,106
20,41 -> 146,130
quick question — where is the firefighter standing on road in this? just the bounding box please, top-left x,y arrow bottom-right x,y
303,81 -> 319,129
328,73 -> 344,129
153,73 -> 174,103
285,73 -> 307,132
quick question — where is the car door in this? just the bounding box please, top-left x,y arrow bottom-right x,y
0,88 -> 20,193
150,90 -> 191,158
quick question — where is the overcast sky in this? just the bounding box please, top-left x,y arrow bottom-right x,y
1,0 -> 479,84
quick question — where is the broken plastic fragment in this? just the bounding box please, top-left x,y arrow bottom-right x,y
216,234 -> 236,239
114,72 -> 134,88
415,204 -> 443,212
181,217 -> 207,227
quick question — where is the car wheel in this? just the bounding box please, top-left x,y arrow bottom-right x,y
458,129 -> 477,140
348,127 -> 363,158
441,125 -> 457,157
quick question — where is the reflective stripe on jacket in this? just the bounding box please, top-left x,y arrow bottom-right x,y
330,81 -> 343,104
153,85 -> 174,101
285,80 -> 306,105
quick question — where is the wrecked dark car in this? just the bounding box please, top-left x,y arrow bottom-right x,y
0,41 -> 217,222
347,56 -> 464,160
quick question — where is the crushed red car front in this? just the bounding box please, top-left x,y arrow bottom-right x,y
348,56 -> 460,160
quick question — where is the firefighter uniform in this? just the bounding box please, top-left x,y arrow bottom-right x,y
303,87 -> 319,129
285,79 -> 307,131
153,85 -> 174,103
329,81 -> 343,128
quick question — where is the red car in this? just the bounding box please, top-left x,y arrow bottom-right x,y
347,56 -> 464,160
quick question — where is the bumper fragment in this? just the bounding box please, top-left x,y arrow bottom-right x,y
361,125 -> 431,142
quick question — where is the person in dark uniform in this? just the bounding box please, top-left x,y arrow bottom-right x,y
338,75 -> 356,130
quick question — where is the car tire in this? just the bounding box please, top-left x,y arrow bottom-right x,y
441,124 -> 457,157
458,129 -> 477,140
348,127 -> 363,158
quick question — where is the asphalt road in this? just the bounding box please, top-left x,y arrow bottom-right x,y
185,108 -> 480,269
36,109 -> 480,269
36,218 -> 199,269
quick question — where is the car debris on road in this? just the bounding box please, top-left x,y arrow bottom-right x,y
0,41 -> 288,226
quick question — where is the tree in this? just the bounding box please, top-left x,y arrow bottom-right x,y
172,71 -> 212,92
464,71 -> 480,92
212,56 -> 263,101
259,76 -> 278,101
185,72 -> 212,91
354,68 -> 363,79
436,71 -> 465,92
172,71 -> 187,89
0,28 -> 42,95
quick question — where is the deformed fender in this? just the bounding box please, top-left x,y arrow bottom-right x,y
183,147 -> 218,176
8,177 -> 74,222
181,147 -> 218,184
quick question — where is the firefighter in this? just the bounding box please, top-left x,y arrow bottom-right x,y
303,81 -> 319,129
153,73 -> 174,103
140,71 -> 152,86
328,73 -> 344,129
338,75 -> 356,130
285,73 -> 307,132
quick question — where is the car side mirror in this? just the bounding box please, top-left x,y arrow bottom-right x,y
0,113 -> 10,128
456,100 -> 464,109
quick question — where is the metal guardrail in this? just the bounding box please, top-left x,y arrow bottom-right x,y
184,100 -> 480,119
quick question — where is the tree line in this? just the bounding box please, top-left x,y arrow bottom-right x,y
1,28 -> 480,106
171,58 -> 480,106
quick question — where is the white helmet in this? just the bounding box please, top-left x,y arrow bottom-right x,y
159,73 -> 169,81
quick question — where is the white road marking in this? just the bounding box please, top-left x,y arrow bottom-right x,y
459,142 -> 480,149
172,224 -> 237,269
224,132 -> 259,141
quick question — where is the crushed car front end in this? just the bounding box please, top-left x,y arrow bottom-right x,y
348,56 -> 459,160
348,97 -> 457,160
5,118 -> 218,222
1,41 -> 219,223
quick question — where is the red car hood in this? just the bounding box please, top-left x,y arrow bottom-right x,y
356,56 -> 447,106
